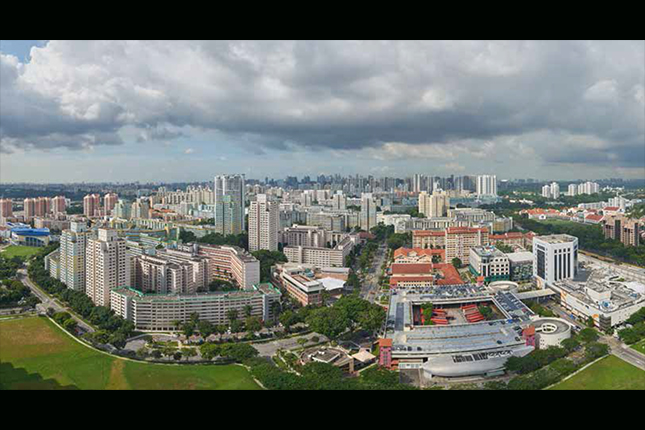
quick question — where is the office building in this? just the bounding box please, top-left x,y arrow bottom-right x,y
507,251 -> 534,282
86,229 -> 129,307
476,175 -> 497,196
248,194 -> 279,252
532,234 -> 578,287
468,246 -> 510,283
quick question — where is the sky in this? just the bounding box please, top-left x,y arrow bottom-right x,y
1,40 -> 643,183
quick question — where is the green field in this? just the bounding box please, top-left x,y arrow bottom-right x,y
550,355 -> 645,390
631,339 -> 645,355
1,245 -> 42,259
0,316 -> 261,390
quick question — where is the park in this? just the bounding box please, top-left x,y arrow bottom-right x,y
0,316 -> 261,390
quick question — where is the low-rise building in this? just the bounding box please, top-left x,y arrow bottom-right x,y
549,268 -> 645,330
506,251 -> 534,282
110,283 -> 281,331
468,246 -> 510,283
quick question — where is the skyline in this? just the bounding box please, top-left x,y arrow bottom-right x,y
1,40 -> 644,183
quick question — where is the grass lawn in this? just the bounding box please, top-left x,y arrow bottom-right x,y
550,355 -> 645,390
0,316 -> 261,390
1,245 -> 42,259
631,339 -> 645,355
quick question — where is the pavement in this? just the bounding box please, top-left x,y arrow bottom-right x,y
17,267 -> 95,333
252,332 -> 328,357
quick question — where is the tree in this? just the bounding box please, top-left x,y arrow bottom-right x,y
251,250 -> 288,282
245,316 -> 262,333
586,316 -> 595,328
451,257 -> 463,269
198,320 -> 215,338
578,328 -> 599,343
244,305 -> 253,317
561,337 -> 581,353
226,309 -> 239,322
305,307 -> 349,339
62,318 -> 77,333
279,310 -> 298,331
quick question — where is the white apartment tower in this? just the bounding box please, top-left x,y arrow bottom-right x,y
476,175 -> 497,196
59,221 -> 89,292
86,229 -> 129,307
248,194 -> 279,252
550,182 -> 560,199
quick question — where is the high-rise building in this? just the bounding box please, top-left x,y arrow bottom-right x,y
550,182 -> 560,199
131,198 -> 150,219
248,194 -> 279,252
130,254 -> 196,295
418,190 -> 450,218
23,198 -> 36,220
603,215 -> 640,247
34,197 -> 51,217
51,196 -> 67,214
214,174 -> 245,235
360,193 -> 377,232
58,221 -> 89,292
113,199 -> 131,219
83,194 -> 101,217
0,199 -> 13,219
541,184 -> 551,198
331,192 -> 347,211
476,175 -> 497,196
533,234 -> 578,287
86,229 -> 129,307
567,184 -> 577,196
104,193 -> 119,216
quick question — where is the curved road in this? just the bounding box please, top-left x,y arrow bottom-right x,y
17,267 -> 95,333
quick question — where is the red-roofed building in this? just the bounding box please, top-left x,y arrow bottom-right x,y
584,214 -> 604,224
389,262 -> 463,288
392,247 -> 444,264
412,227 -> 489,264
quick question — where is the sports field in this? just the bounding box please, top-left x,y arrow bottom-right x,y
0,245 -> 41,259
631,339 -> 645,355
550,355 -> 645,390
0,316 -> 261,390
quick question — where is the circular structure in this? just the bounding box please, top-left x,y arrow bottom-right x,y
532,318 -> 572,348
487,280 -> 519,293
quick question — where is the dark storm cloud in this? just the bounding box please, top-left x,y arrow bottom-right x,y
0,40 -> 643,169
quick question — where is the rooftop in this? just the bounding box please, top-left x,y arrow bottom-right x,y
534,234 -> 577,244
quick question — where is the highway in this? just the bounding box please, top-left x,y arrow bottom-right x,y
17,267 -> 95,333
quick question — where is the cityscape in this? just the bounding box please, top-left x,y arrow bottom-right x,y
1,40 -> 644,391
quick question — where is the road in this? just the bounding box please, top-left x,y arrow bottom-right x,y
17,267 -> 95,333
600,336 -> 645,371
360,244 -> 388,303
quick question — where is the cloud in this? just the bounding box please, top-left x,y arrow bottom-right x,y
184,148 -> 194,154
1,40 -> 643,171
